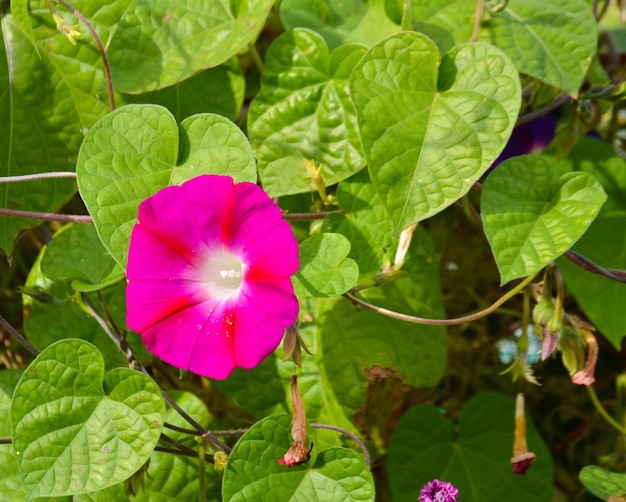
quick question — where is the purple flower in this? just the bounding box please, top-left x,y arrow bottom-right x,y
419,479 -> 458,502
492,114 -> 557,168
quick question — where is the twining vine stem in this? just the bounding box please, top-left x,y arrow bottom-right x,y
54,0 -> 116,112
343,273 -> 538,326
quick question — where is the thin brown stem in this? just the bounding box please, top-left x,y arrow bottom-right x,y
564,250 -> 626,284
469,0 -> 484,42
343,273 -> 537,326
311,423 -> 371,470
0,314 -> 40,357
0,208 -> 93,223
55,0 -> 115,111
283,211 -> 342,221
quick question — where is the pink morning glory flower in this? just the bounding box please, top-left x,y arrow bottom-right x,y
419,479 -> 458,502
126,174 -> 299,380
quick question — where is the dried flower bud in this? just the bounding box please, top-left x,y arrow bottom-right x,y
511,393 -> 537,475
278,375 -> 314,468
572,328 -> 599,387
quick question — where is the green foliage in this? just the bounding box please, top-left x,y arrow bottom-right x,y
222,416 -> 375,501
76,105 -> 256,266
482,155 -> 607,284
293,233 -> 359,297
387,393 -> 554,501
350,32 -> 521,233
580,465 -> 626,500
10,339 -> 164,499
249,29 -> 366,197
1,0 -> 624,500
107,0 -> 274,93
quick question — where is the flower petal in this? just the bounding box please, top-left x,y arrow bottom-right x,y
141,299 -> 238,380
233,296 -> 289,369
230,182 -> 299,276
240,277 -> 299,326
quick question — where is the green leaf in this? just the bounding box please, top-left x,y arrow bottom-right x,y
322,171 -> 396,278
108,0 -> 273,93
320,227 -> 446,417
580,465 -> 626,500
482,155 -> 607,284
222,416 -> 374,501
122,58 -> 245,123
479,0 -> 597,96
387,393 -> 553,502
40,224 -> 124,292
350,33 -> 520,233
280,0 -> 400,50
249,29 -> 366,197
385,0 -> 475,53
0,6 -> 111,254
11,339 -> 164,499
555,137 -> 626,348
293,233 -> 359,297
9,0 -> 36,46
0,445 -> 25,502
76,105 -> 257,267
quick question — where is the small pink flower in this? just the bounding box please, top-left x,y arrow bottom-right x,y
419,479 -> 458,502
126,175 -> 299,379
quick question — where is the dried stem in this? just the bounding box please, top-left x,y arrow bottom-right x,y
564,250 -> 626,284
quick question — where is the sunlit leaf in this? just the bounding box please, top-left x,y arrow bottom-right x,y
108,0 -> 273,93
222,416 -> 374,501
580,465 -> 626,500
350,32 -> 520,233
482,154 -> 606,284
76,105 -> 256,266
293,233 -> 359,297
249,29 -> 366,197
11,339 -> 164,499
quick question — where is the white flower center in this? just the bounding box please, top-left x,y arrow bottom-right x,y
201,250 -> 244,298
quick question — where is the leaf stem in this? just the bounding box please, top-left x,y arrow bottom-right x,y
282,211 -> 342,220
0,314 -> 40,356
0,208 -> 93,223
469,0 -> 484,43
247,43 -> 264,74
587,385 -> 626,436
401,0 -> 412,31
516,94 -> 570,126
343,273 -> 537,326
0,172 -> 77,183
564,249 -> 626,284
54,0 -> 116,111
310,423 -> 371,470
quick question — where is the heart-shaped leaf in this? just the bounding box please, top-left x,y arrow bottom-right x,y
478,0 -> 597,97
293,233 -> 359,297
580,465 -> 626,500
222,415 -> 375,501
41,223 -> 124,292
10,339 -> 165,499
107,0 -> 273,93
248,29 -> 366,197
349,33 -> 521,233
76,105 -> 257,267
387,393 -> 553,502
482,155 -> 607,284
280,0 -> 400,50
